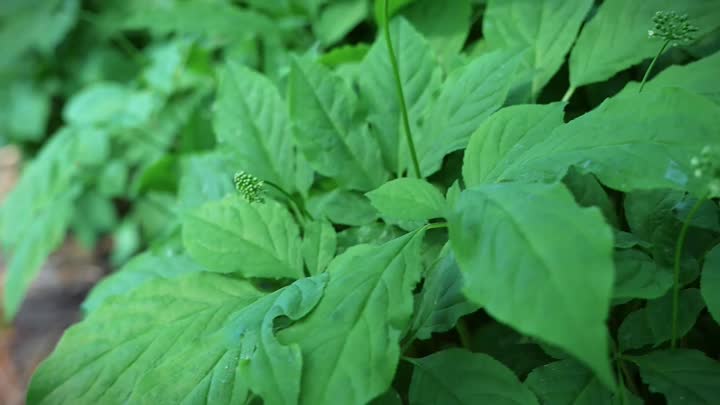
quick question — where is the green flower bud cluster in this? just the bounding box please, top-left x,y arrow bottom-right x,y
234,171 -> 264,203
691,146 -> 720,197
648,11 -> 699,43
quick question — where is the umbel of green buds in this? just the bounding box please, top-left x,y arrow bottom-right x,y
648,11 -> 699,43
234,171 -> 264,203
691,146 -> 720,197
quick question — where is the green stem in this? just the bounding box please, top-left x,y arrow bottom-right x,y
264,180 -> 314,221
455,318 -> 472,350
639,39 -> 670,93
561,86 -> 575,103
671,194 -> 706,349
384,0 -> 422,179
425,222 -> 449,230
611,339 -> 639,398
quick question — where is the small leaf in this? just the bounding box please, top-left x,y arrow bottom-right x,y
613,249 -> 673,303
409,245 -> 479,340
701,245 -> 720,324
402,0 -> 472,63
366,178 -> 446,221
302,219 -> 337,275
629,349 -> 720,404
449,182 -> 615,387
183,196 -> 303,279
407,348 -> 539,405
618,288 -> 705,351
307,188 -> 379,226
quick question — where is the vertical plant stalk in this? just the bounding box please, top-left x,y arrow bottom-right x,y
561,86 -> 575,103
670,195 -> 706,349
265,180 -> 314,221
384,0 -> 422,179
639,39 -> 670,93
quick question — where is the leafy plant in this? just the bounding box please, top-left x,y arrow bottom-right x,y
2,0 -> 720,403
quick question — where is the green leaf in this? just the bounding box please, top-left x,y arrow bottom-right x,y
183,196 -> 304,279
314,0 -> 368,46
63,82 -> 160,129
620,50 -> 720,104
618,288 -> 705,351
177,153 -> 235,213
463,103 -> 565,187
613,249 -> 673,303
562,167 -> 619,228
278,230 -> 426,404
319,43 -> 371,68
629,349 -> 720,404
449,182 -> 615,387
484,0 -> 593,95
403,0 -> 472,63
409,245 -> 479,340
366,178 -> 446,222
289,56 -> 387,190
28,272 -> 327,404
373,0 -> 416,26
307,188 -> 379,226
701,245 -> 720,324
81,251 -> 205,313
418,49 -> 524,175
302,219 -> 337,275
526,359 -> 642,405
569,0 -> 720,88
407,348 -> 539,405
336,222 -> 405,253
0,80 -> 50,141
214,63 -> 298,193
486,88 -> 720,194
359,17 -> 441,173
0,129 -> 82,320
471,323 -> 553,378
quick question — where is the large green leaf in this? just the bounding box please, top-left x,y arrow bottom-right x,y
418,49 -> 524,175
569,0 -> 720,88
485,88 -> 720,194
28,272 -> 327,404
183,196 -> 304,279
620,50 -> 720,104
629,349 -> 720,404
214,63 -> 297,193
484,0 -> 593,95
525,359 -> 642,405
288,56 -> 387,191
463,103 -> 565,187
366,178 -> 446,222
618,288 -> 705,351
449,182 -> 615,387
277,230 -> 425,404
358,17 -> 441,173
701,245 -> 720,324
81,251 -> 205,313
407,348 -> 539,405
177,153 -> 235,213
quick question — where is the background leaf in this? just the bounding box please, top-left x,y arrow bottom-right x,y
701,245 -> 720,325
366,178 -> 446,222
629,349 -> 720,404
407,348 -> 539,405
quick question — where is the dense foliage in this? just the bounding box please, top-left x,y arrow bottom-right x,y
2,0 -> 720,403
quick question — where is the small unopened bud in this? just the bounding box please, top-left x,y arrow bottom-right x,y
649,11 -> 699,43
234,171 -> 264,203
